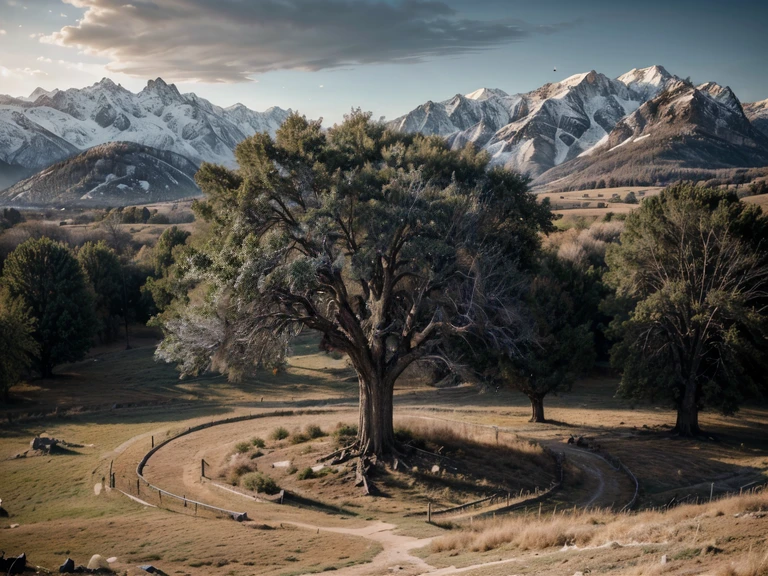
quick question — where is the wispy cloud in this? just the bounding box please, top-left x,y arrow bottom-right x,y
42,0 -> 575,83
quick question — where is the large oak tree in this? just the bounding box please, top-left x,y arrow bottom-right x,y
155,111 -> 554,458
606,184 -> 768,436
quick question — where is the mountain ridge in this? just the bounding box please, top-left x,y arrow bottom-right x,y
0,77 -> 290,188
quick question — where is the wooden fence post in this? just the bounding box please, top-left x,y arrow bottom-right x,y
428,502 -> 432,523
136,479 -> 140,495
151,435 -> 154,448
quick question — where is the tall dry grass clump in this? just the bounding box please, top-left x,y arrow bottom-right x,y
394,416 -> 544,457
715,549 -> 768,576
431,492 -> 767,554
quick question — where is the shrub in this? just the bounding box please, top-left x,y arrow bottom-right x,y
305,424 -> 324,439
287,465 -> 298,475
297,467 -> 316,480
234,441 -> 251,454
224,455 -> 256,485
240,472 -> 280,495
290,431 -> 310,445
333,423 -> 358,439
270,427 -> 289,441
148,213 -> 170,224
251,437 -> 266,448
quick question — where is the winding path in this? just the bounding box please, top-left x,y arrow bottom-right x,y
112,409 -> 636,575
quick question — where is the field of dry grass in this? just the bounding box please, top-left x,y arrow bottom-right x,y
2,328 -> 767,575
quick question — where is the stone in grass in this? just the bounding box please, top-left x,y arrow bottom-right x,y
59,557 -> 75,573
87,554 -> 110,570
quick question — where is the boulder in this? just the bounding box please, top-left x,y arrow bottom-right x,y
60,557 -> 76,573
31,437 -> 58,451
87,554 -> 109,570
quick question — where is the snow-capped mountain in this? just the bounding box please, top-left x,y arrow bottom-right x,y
534,80 -> 768,189
389,65 -> 680,178
0,142 -> 200,207
744,99 -> 768,137
0,78 -> 290,182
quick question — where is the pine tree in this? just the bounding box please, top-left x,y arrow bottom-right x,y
2,238 -> 96,377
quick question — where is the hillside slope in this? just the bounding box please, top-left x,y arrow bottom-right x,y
0,142 -> 200,207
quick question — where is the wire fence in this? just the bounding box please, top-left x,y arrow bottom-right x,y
113,409 -> 338,521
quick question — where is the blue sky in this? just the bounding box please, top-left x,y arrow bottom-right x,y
0,0 -> 766,123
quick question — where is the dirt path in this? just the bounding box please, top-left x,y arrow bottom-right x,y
548,442 -> 632,509
119,409 -> 637,575
289,521 -> 435,576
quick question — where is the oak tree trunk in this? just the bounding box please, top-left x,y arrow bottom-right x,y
529,395 -> 546,423
356,372 -> 395,457
674,379 -> 701,436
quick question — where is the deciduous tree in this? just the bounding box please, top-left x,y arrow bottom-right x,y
155,110 -> 554,458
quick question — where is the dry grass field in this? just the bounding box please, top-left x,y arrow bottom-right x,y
2,329 -> 766,575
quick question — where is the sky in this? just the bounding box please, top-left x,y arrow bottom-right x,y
0,0 -> 766,124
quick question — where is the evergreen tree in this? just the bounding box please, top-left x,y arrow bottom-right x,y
77,241 -> 123,343
1,238 -> 96,377
0,290 -> 37,402
606,184 -> 768,436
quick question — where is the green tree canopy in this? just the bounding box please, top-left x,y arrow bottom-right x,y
0,289 -> 37,402
155,110 -> 555,457
1,237 -> 96,377
78,241 -> 123,343
606,183 -> 768,436
492,254 -> 596,422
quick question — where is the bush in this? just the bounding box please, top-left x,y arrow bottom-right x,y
251,437 -> 266,448
297,467 -> 315,480
290,431 -> 310,445
333,423 -> 357,438
234,441 -> 251,454
270,426 -> 289,441
148,213 -> 170,224
225,455 -> 256,485
241,472 -> 280,495
305,424 -> 325,439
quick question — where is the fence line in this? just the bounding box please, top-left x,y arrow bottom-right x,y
123,408 -> 339,521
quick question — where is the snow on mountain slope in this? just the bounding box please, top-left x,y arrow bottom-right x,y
0,142 -> 200,207
534,80 -> 768,190
0,78 -> 290,182
744,99 -> 768,137
389,65 -> 681,178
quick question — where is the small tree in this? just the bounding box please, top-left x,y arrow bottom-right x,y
78,241 -> 123,343
155,111 -> 554,458
495,257 -> 595,422
1,238 -> 96,377
623,191 -> 638,204
0,290 -> 37,402
606,184 -> 768,436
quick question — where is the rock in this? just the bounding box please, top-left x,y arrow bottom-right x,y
139,565 -> 157,573
87,554 -> 109,570
661,555 -> 667,565
59,558 -> 75,573
9,523 -> 19,528
107,557 -> 117,563
3,553 -> 26,574
31,436 -> 58,451
431,465 -> 441,473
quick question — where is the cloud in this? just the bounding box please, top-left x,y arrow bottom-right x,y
42,0 -> 574,83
